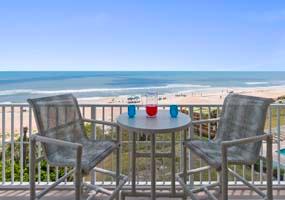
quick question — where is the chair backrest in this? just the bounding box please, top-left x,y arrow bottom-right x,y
28,94 -> 86,157
216,93 -> 274,155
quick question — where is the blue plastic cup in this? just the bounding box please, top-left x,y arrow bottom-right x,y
128,105 -> 136,118
170,105 -> 178,118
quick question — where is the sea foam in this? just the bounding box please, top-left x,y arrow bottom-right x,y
245,82 -> 269,85
0,84 -> 210,96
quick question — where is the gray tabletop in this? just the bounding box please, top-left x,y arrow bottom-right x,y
117,110 -> 191,133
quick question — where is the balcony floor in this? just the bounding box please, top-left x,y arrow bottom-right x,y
1,189 -> 285,200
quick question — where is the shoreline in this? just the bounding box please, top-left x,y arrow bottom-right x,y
1,85 -> 285,105
77,85 -> 285,105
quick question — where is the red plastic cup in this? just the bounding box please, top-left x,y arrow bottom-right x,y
146,104 -> 158,117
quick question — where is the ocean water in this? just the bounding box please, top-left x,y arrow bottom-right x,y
1,71 -> 285,103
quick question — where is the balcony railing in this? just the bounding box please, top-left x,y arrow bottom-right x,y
0,103 -> 284,189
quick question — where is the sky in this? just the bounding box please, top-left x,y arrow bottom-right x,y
0,0 -> 285,71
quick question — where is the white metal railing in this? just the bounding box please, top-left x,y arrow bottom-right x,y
0,103 -> 285,188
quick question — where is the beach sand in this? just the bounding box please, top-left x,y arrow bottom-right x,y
1,86 -> 285,136
78,86 -> 285,105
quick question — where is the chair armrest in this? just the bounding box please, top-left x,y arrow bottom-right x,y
82,118 -> 118,127
220,133 -> 273,193
190,118 -> 220,125
220,133 -> 273,199
31,134 -> 83,149
221,133 -> 272,148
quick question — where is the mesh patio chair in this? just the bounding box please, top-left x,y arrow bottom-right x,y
176,94 -> 274,200
28,94 -> 127,200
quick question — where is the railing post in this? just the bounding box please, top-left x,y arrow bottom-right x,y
23,127 -> 28,168
20,106 -> 24,184
277,106 -> 281,184
208,106 -> 211,184
2,106 -> 6,184
91,105 -> 96,185
11,105 -> 15,184
189,105 -> 194,187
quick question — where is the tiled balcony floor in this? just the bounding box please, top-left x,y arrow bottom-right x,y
0,189 -> 284,200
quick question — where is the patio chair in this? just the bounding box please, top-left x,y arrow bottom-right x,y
28,94 -> 127,200
176,94 -> 274,200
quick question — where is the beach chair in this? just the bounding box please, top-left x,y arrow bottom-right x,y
176,94 -> 274,200
28,94 -> 127,200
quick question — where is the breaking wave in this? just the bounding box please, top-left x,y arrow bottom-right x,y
0,84 -> 210,96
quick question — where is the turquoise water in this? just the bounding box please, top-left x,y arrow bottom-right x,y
1,71 -> 285,103
277,149 -> 285,156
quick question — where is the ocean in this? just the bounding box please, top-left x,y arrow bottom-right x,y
1,71 -> 285,103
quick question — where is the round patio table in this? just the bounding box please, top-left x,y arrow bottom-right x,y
117,110 -> 191,200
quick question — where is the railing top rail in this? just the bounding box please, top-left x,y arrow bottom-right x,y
0,103 -> 223,106
0,102 -> 284,107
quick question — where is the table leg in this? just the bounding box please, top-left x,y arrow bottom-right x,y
183,129 -> 188,200
132,132 -> 136,194
183,129 -> 188,182
171,132 -> 176,195
151,133 -> 156,200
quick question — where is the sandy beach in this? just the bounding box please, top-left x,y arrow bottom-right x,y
1,86 -> 285,136
79,85 -> 285,105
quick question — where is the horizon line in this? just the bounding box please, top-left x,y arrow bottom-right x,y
1,70 -> 285,72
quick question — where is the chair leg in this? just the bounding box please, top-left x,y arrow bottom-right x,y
213,171 -> 222,198
219,171 -> 223,192
116,126 -> 121,200
183,132 -> 187,184
116,146 -> 120,200
75,147 -> 83,200
221,147 -> 228,200
30,138 -> 36,200
221,169 -> 228,200
75,168 -> 82,199
266,135 -> 273,200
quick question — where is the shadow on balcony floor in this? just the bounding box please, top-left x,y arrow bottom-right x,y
0,189 -> 285,200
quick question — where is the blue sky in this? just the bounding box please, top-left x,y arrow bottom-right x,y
0,0 -> 285,71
